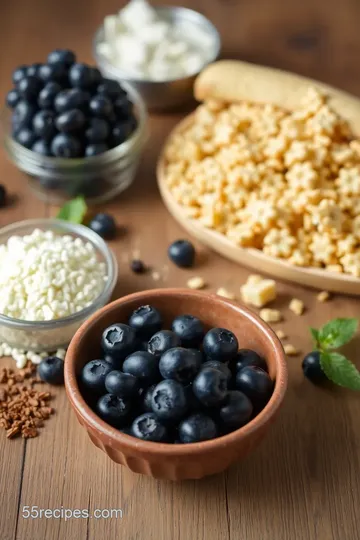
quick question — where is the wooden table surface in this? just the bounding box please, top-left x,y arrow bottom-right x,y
1,1 -> 360,539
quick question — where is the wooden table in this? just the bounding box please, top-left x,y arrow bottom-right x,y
1,1 -> 360,539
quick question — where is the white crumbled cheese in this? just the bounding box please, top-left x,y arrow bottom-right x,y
276,329 -> 287,340
260,308 -> 283,323
240,275 -> 277,308
317,290 -> 331,302
97,0 -> 215,81
289,298 -> 305,315
187,276 -> 206,290
284,344 -> 300,356
216,287 -> 236,300
0,228 -> 107,322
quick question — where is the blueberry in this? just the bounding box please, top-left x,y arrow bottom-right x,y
148,330 -> 181,357
38,82 -> 62,109
168,239 -> 195,268
55,108 -> 86,133
97,79 -> 126,100
230,349 -> 267,374
32,110 -> 56,139
113,96 -> 134,119
202,360 -> 232,385
203,328 -> 238,362
90,67 -> 102,88
14,128 -> 37,149
17,76 -> 43,102
89,95 -> 113,118
129,305 -> 163,339
85,118 -> 109,143
130,259 -> 147,274
96,393 -> 131,428
6,89 -> 21,109
81,359 -> 113,394
51,133 -> 82,158
235,366 -> 273,406
85,143 -> 108,157
141,384 -> 156,412
171,314 -> 204,347
159,347 -> 202,384
131,412 -> 168,442
218,390 -> 253,431
123,351 -> 160,386
39,62 -> 67,83
0,184 -> 7,207
101,323 -> 137,360
151,380 -> 188,422
37,356 -> 64,385
110,123 -> 132,147
179,413 -> 217,443
302,351 -> 327,384
32,139 -> 52,156
105,370 -> 140,399
69,63 -> 94,89
54,88 -> 90,114
27,63 -> 42,77
12,65 -> 28,85
193,367 -> 228,407
89,213 -> 116,239
103,354 -> 122,369
47,49 -> 76,67
12,101 -> 37,130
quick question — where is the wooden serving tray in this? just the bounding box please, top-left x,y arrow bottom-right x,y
157,61 -> 360,295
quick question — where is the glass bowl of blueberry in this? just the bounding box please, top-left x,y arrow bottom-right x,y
65,288 -> 287,480
2,49 -> 148,204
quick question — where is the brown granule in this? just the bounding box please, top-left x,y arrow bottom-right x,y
0,362 -> 54,440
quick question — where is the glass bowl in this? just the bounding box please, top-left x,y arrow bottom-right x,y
1,82 -> 148,205
0,219 -> 118,351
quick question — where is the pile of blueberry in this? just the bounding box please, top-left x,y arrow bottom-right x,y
80,306 -> 274,444
6,49 -> 137,158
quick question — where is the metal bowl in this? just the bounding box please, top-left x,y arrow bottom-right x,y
93,6 -> 221,112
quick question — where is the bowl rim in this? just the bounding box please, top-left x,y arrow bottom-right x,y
93,5 -> 222,84
65,288 -> 287,456
0,218 -> 118,329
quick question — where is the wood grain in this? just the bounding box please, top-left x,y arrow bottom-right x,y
1,1 -> 360,539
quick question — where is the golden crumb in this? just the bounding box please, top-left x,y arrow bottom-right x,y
289,298 -> 305,315
284,344 -> 300,356
317,290 -> 331,302
276,329 -> 287,340
187,276 -> 206,290
151,271 -> 161,282
259,308 -> 282,323
240,275 -> 277,308
216,287 -> 235,300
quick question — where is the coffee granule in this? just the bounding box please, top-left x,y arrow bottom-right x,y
0,362 -> 54,439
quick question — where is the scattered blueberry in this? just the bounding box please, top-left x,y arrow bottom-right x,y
202,360 -> 232,385
105,370 -> 140,399
171,314 -> 204,347
14,128 -> 37,149
230,349 -> 268,375
12,65 -> 28,85
235,366 -> 273,407
37,356 -> 64,385
131,412 -> 168,442
32,139 -> 52,156
151,379 -> 188,422
130,259 -> 147,274
96,394 -> 131,428
203,327 -> 238,362
193,367 -> 228,407
123,351 -> 160,386
81,359 -> 113,394
179,413 -> 217,443
33,110 -> 56,139
159,347 -> 202,384
6,89 -> 21,109
47,49 -> 76,67
85,143 -> 108,157
89,213 -> 116,239
101,323 -> 137,360
168,239 -> 195,268
302,351 -> 327,384
51,133 -> 82,158
0,184 -> 7,207
85,117 -> 109,143
38,81 -> 62,109
148,330 -> 181,357
128,305 -> 163,339
218,391 -> 253,431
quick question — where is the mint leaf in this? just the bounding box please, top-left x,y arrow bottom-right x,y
57,196 -> 87,224
320,352 -> 360,390
318,318 -> 358,350
310,327 -> 320,345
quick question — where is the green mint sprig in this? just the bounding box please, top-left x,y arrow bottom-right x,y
310,318 -> 360,390
56,196 -> 88,224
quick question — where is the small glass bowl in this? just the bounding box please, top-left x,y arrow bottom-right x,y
1,82 -> 148,205
0,219 -> 118,351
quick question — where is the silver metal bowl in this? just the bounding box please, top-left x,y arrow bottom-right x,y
93,6 -> 221,112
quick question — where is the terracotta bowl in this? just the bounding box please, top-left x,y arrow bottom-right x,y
65,288 -> 287,480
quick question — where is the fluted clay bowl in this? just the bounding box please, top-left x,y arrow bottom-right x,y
65,288 -> 287,480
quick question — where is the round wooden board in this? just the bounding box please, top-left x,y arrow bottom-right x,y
157,111 -> 360,296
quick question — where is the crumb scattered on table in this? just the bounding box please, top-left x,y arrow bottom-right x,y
276,329 -> 287,340
187,276 -> 206,290
289,298 -> 305,315
317,291 -> 331,302
284,344 -> 300,356
240,275 -> 277,307
216,287 -> 235,300
259,308 -> 282,323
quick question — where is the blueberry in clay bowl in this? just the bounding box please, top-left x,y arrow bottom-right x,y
65,289 -> 287,480
2,48 -> 147,204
